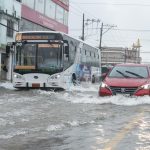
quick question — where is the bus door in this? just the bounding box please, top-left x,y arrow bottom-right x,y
1,53 -> 8,80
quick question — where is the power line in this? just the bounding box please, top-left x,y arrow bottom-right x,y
69,29 -> 150,43
113,28 -> 150,32
69,24 -> 150,48
69,10 -> 82,17
70,4 -> 83,14
70,27 -> 150,32
140,51 -> 150,53
70,1 -> 99,19
69,5 -> 83,16
71,2 -> 150,7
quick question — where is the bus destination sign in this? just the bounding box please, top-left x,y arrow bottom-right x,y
22,35 -> 49,40
16,33 -> 57,41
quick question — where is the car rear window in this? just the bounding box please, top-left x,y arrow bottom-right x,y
108,66 -> 148,78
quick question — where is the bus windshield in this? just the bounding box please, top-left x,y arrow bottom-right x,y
15,43 -> 63,71
37,44 -> 62,69
16,43 -> 36,67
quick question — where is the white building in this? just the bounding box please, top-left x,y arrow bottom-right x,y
0,0 -> 21,80
101,40 -> 142,65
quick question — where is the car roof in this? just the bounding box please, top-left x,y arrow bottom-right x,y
115,63 -> 150,67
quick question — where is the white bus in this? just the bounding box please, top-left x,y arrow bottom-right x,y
7,31 -> 101,89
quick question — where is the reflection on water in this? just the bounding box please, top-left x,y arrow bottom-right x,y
136,116 -> 150,150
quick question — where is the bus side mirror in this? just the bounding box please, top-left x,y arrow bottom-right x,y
65,46 -> 69,57
6,45 -> 11,57
64,40 -> 69,58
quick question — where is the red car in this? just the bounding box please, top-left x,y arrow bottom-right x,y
99,63 -> 150,96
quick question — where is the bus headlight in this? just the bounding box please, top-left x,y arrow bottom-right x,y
14,74 -> 24,79
140,84 -> 150,90
50,74 -> 61,79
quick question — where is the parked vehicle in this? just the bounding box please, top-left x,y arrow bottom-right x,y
99,63 -> 150,96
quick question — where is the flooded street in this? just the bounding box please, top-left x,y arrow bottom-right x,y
0,82 -> 150,150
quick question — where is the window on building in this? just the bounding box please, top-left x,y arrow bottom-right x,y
64,10 -> 68,25
45,0 -> 56,19
7,20 -> 14,37
35,0 -> 44,14
16,0 -> 21,2
56,5 -> 64,24
22,0 -> 34,9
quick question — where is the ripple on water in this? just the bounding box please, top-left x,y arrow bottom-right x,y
46,120 -> 96,132
0,118 -> 15,126
0,130 -> 26,139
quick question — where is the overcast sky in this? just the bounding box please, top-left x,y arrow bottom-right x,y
68,0 -> 150,63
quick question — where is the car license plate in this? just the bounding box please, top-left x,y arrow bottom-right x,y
32,83 -> 40,88
116,93 -> 130,97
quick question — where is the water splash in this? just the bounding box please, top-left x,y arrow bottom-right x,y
0,82 -> 15,90
63,91 -> 150,106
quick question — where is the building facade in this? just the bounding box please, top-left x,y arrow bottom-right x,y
101,45 -> 141,66
20,0 -> 69,33
0,0 -> 69,81
0,0 -> 21,80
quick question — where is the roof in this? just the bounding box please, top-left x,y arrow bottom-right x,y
17,31 -> 61,34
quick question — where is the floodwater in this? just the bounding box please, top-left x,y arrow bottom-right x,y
0,82 -> 150,150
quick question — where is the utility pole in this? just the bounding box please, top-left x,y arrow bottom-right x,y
81,13 -> 85,41
124,48 -> 127,63
99,22 -> 103,50
99,23 -> 116,50
81,13 -> 100,41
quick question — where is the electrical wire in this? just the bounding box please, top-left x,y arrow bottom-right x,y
70,27 -> 150,32
71,1 -> 150,7
70,1 -> 99,20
